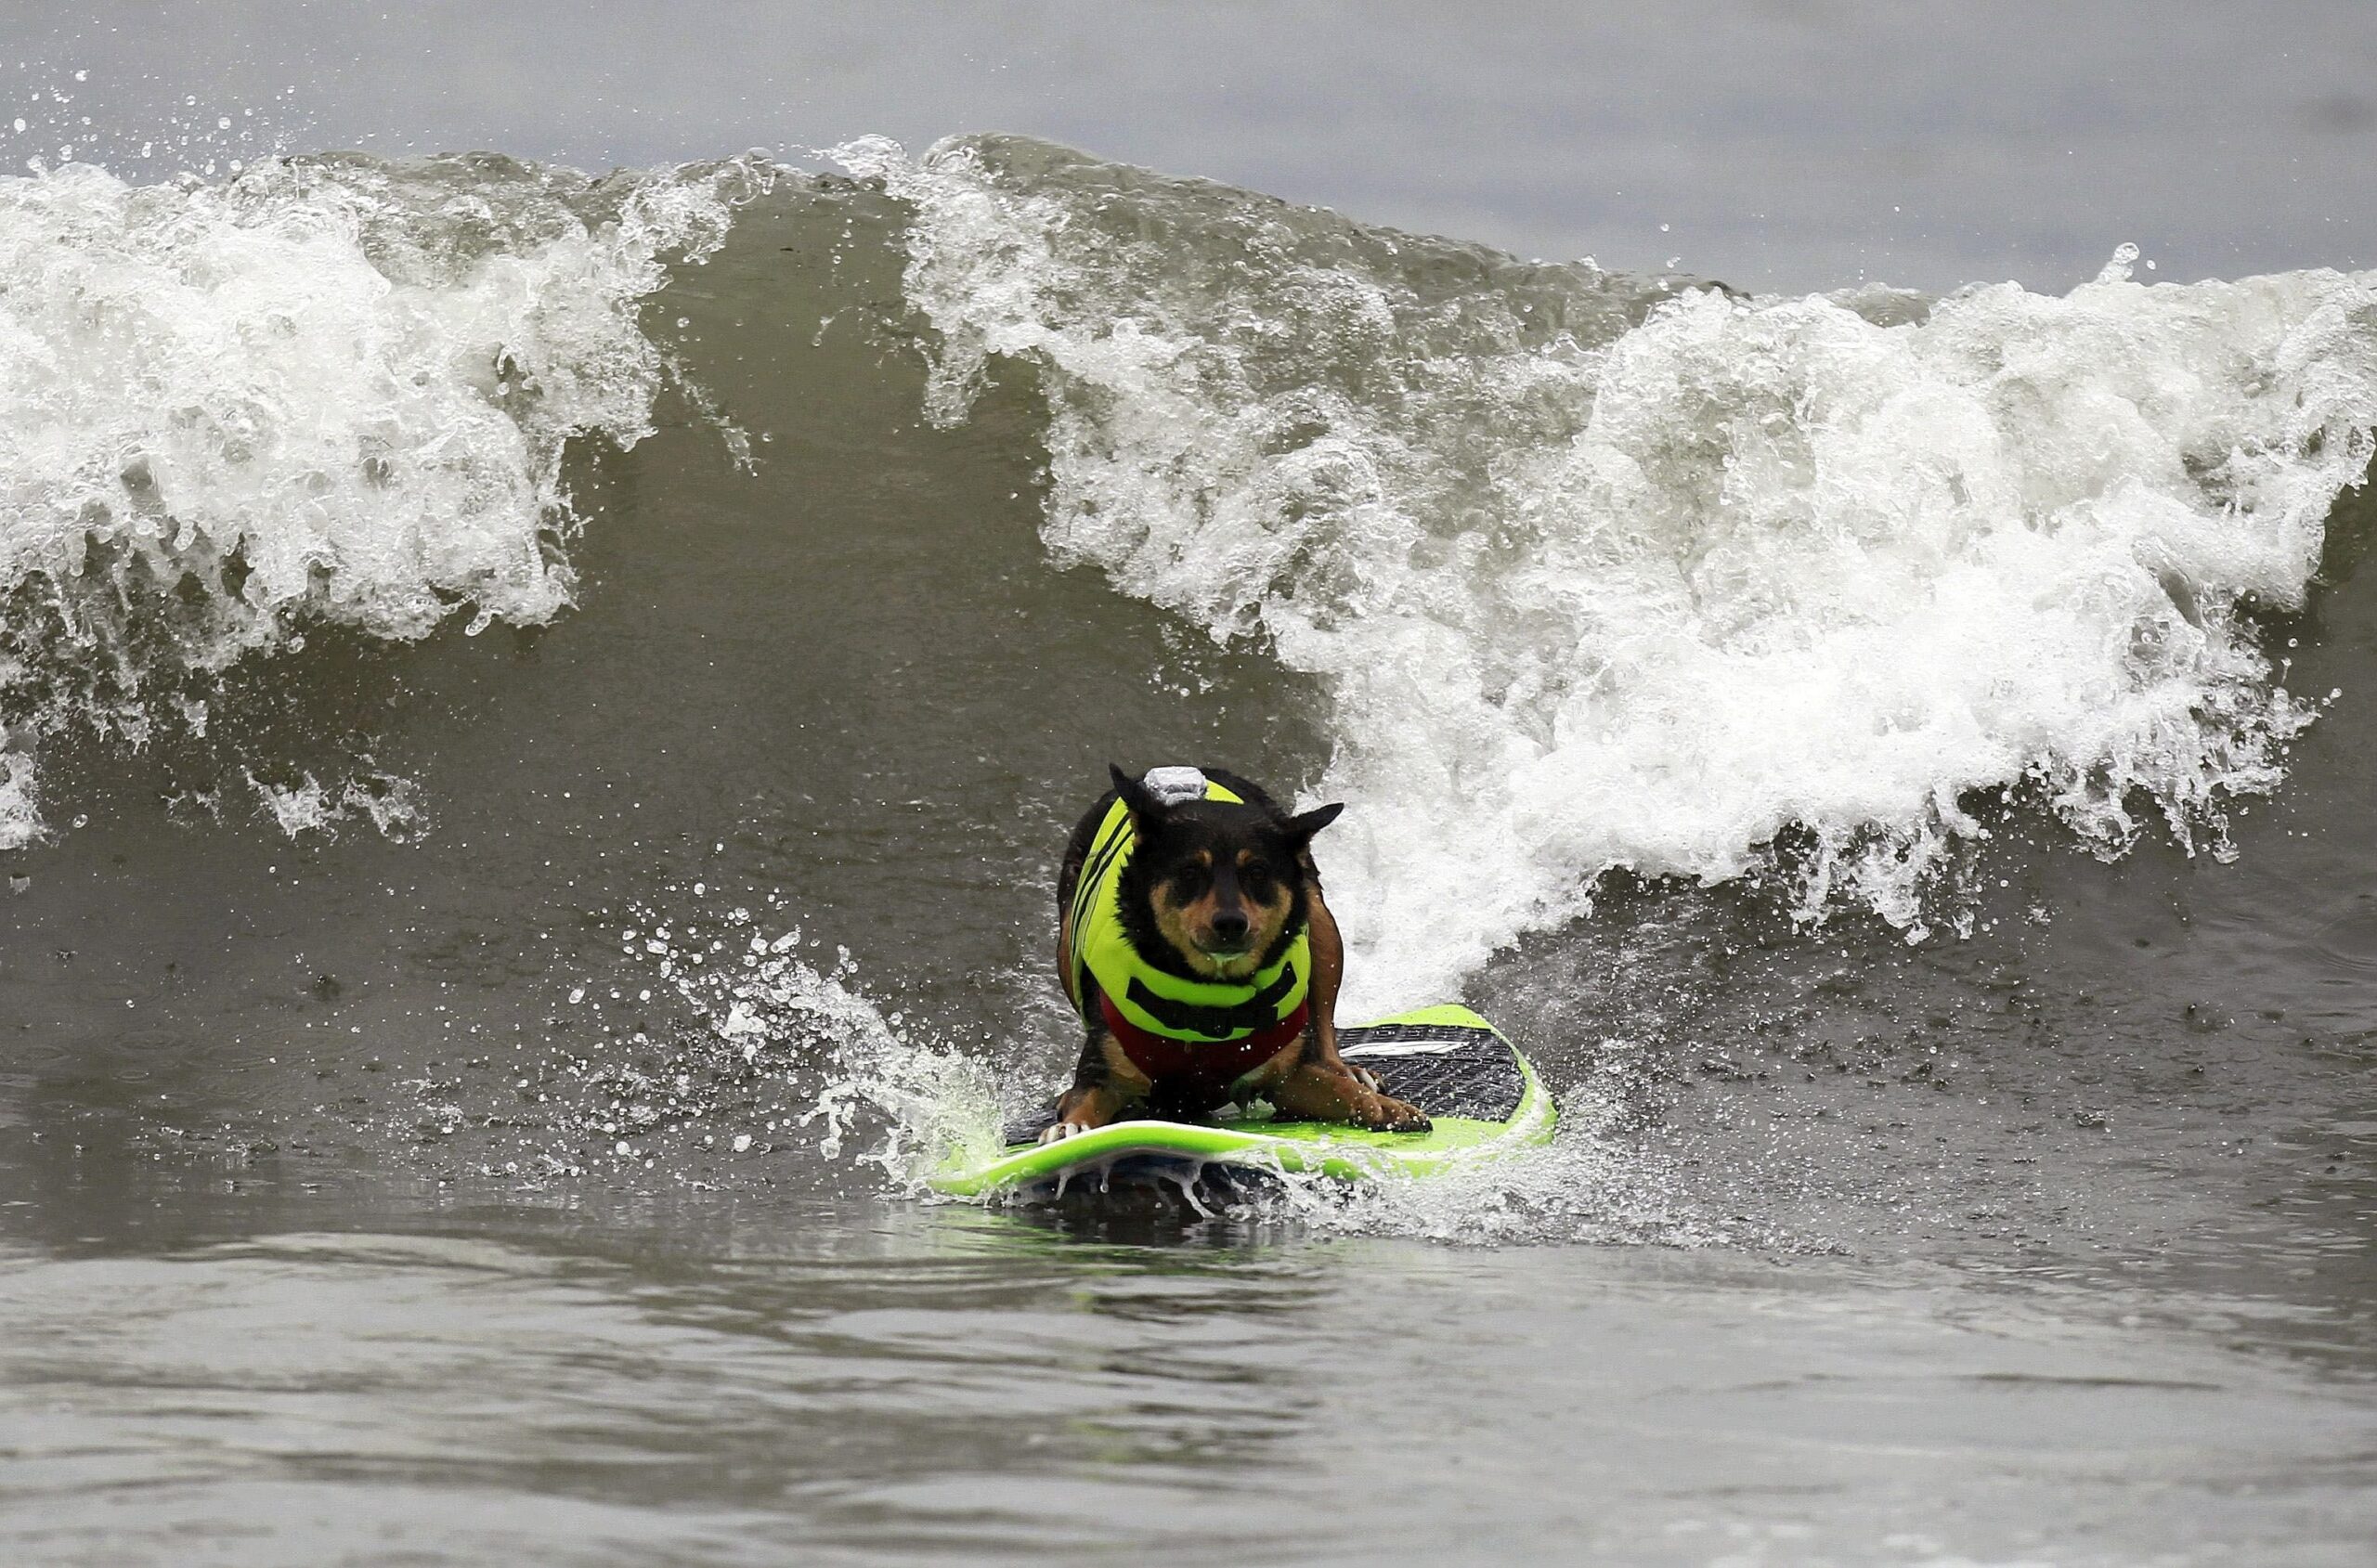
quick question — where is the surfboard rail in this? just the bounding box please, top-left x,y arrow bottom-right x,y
929,1004 -> 1554,1198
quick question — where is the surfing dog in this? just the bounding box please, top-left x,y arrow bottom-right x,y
1044,764 -> 1430,1141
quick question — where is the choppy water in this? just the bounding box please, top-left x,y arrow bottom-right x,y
4,15 -> 2377,1565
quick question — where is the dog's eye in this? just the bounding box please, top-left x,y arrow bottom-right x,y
1240,862 -> 1273,893
1169,863 -> 1211,897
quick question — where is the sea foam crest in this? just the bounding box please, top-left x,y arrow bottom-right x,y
847,135 -> 2377,1013
0,152 -> 761,848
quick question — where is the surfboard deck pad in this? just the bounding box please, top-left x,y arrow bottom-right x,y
929,1004 -> 1553,1199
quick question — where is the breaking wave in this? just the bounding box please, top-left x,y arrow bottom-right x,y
0,150 -> 766,846
9,136 -> 2377,1209
848,135 -> 2377,1012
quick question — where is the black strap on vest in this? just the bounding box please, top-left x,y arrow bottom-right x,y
1124,963 -> 1300,1041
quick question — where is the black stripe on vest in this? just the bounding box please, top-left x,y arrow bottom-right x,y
1124,963 -> 1300,1041
1069,817 -> 1133,972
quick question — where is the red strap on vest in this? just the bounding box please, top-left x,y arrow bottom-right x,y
1100,995 -> 1310,1095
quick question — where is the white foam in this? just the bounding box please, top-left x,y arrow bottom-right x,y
244,769 -> 423,841
0,744 -> 36,850
0,152 -> 763,840
640,904 -> 1007,1186
851,136 -> 2377,1013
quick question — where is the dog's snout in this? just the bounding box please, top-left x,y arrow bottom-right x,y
1209,909 -> 1250,943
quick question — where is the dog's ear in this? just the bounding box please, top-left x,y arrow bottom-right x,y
1282,801 -> 1344,845
1109,763 -> 1169,834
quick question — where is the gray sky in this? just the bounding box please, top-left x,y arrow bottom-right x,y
12,1 -> 2377,294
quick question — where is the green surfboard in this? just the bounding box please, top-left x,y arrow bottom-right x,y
929,1004 -> 1554,1199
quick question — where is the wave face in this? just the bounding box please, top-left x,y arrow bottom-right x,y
4,137 -> 2377,1222
0,152 -> 760,847
848,135 -> 2377,1012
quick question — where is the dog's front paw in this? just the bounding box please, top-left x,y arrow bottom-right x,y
1366,1094 -> 1431,1134
1036,1120 -> 1096,1145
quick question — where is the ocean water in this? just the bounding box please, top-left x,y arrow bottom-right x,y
3,7 -> 2376,1566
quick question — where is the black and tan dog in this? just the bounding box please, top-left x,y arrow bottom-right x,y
1044,763 -> 1430,1142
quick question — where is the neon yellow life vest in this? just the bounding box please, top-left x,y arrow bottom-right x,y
1065,777 -> 1310,1043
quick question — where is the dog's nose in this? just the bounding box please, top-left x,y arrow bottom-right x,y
1210,910 -> 1250,944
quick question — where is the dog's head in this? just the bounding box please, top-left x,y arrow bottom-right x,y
1109,764 -> 1344,981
